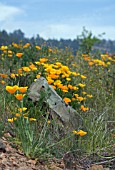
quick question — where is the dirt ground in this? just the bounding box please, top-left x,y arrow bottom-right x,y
0,136 -> 114,170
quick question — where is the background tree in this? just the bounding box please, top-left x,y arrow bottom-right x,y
77,27 -> 103,54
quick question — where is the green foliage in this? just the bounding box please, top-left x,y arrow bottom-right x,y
0,122 -> 5,137
77,27 -> 102,54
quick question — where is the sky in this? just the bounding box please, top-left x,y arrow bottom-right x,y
0,0 -> 115,40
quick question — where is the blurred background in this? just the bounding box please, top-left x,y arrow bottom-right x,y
0,0 -> 115,40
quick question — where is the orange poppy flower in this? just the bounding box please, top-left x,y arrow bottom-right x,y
39,58 -> 48,63
48,74 -> 59,79
77,130 -> 87,136
18,68 -> 23,74
52,85 -> 56,90
15,113 -> 21,117
18,87 -> 28,93
29,64 -> 37,71
47,78 -> 54,84
68,84 -> 73,90
63,97 -> 71,104
6,85 -> 19,94
73,130 -> 87,136
0,74 -> 8,78
80,105 -> 89,111
88,61 -> 94,66
15,94 -> 26,101
18,107 -> 27,112
16,53 -> 23,58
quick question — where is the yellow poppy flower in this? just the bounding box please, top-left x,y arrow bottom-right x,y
36,74 -> 41,79
87,94 -> 93,98
29,118 -> 37,121
12,43 -> 19,48
82,92 -> 87,95
47,120 -> 51,124
35,46 -> 41,50
18,107 -> 27,112
74,94 -> 79,98
77,96 -> 84,102
23,43 -> 30,48
1,80 -> 5,85
10,73 -> 16,78
8,118 -> 14,123
73,86 -> 78,91
54,80 -> 61,86
1,45 -> 8,50
81,75 -> 87,79
55,62 -> 62,67
8,117 -> 17,123
72,130 -> 78,135
62,89 -> 68,93
72,72 -> 80,76
35,61 -> 41,65
22,67 -> 31,72
78,83 -> 86,88
66,77 -> 71,81
61,66 -> 69,72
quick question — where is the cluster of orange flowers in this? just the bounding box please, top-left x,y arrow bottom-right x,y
3,56 -> 91,110
82,54 -> 115,67
5,85 -> 36,123
0,44 -> 94,112
6,85 -> 28,93
1,43 -> 115,145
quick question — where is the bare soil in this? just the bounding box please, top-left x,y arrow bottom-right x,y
0,136 -> 114,170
